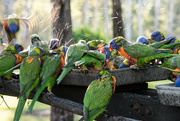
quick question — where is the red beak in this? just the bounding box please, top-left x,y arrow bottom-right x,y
55,42 -> 59,47
100,48 -> 104,53
21,46 -> 24,51
109,46 -> 113,51
151,36 -> 154,40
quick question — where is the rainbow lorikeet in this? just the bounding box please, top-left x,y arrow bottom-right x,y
30,34 -> 49,55
13,47 -> 43,121
118,59 -> 131,69
87,40 -> 107,50
74,50 -> 106,71
83,70 -> 116,121
56,46 -> 68,56
160,55 -> 180,79
136,36 -> 149,45
28,49 -> 65,113
3,16 -> 20,44
56,40 -> 89,84
50,38 -> 59,50
109,36 -> 175,67
0,43 -> 23,79
100,46 -> 122,70
151,31 -> 165,42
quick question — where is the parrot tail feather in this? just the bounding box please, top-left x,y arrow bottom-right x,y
160,66 -> 180,74
57,66 -> 72,85
28,83 -> 47,113
83,106 -> 89,121
3,63 -> 21,74
13,96 -> 27,121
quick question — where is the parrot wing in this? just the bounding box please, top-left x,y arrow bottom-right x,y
19,57 -> 41,94
125,43 -> 173,58
83,80 -> 112,120
40,54 -> 61,85
0,54 -> 16,74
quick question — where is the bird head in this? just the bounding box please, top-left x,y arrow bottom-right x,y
98,69 -> 112,80
87,41 -> 96,50
136,36 -> 148,45
100,46 -> 111,59
151,31 -> 165,42
30,47 -> 43,56
10,43 -> 24,54
7,18 -> 19,33
30,34 -> 41,44
50,38 -> 59,50
109,36 -> 126,51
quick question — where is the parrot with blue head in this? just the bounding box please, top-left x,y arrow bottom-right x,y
136,36 -> 149,45
83,70 -> 116,121
0,43 -> 23,79
109,36 -> 176,67
3,15 -> 20,44
151,31 -> 165,42
50,38 -> 59,50
57,46 -> 68,56
13,47 -> 43,121
118,59 -> 131,69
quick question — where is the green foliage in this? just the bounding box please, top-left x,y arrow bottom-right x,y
73,26 -> 108,43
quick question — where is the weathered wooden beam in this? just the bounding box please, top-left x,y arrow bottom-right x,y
61,67 -> 169,86
0,78 -> 138,121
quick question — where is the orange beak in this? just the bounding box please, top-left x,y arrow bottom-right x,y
97,43 -> 104,50
55,42 -> 59,47
21,46 -> 24,51
151,36 -> 154,40
109,46 -> 113,51
100,48 -> 104,53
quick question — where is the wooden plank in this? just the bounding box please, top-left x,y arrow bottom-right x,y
61,67 -> 169,86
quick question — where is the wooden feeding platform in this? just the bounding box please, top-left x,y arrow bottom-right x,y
0,67 -> 180,121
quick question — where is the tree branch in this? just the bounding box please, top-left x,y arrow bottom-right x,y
0,78 -> 138,121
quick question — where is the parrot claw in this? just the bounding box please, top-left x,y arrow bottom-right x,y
46,91 -> 55,97
80,70 -> 89,75
12,73 -> 19,79
130,65 -> 139,70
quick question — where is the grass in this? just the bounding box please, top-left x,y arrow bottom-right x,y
148,79 -> 173,89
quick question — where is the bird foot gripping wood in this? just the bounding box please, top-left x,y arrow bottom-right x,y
130,65 -> 139,70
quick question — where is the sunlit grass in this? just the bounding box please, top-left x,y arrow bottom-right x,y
148,79 -> 173,89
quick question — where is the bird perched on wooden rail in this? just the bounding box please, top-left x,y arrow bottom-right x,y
109,36 -> 176,67
56,40 -> 89,84
82,70 -> 116,121
0,43 -> 23,79
13,47 -> 43,121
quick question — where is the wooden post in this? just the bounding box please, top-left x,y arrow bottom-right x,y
51,0 -> 74,120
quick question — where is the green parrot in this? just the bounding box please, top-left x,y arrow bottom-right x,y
13,47 -> 43,121
160,55 -> 180,75
149,37 -> 180,49
83,70 -> 116,121
109,36 -> 175,67
56,40 -> 89,84
87,40 -> 107,50
28,50 -> 65,113
0,43 -> 23,79
30,34 -> 49,55
74,50 -> 106,71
